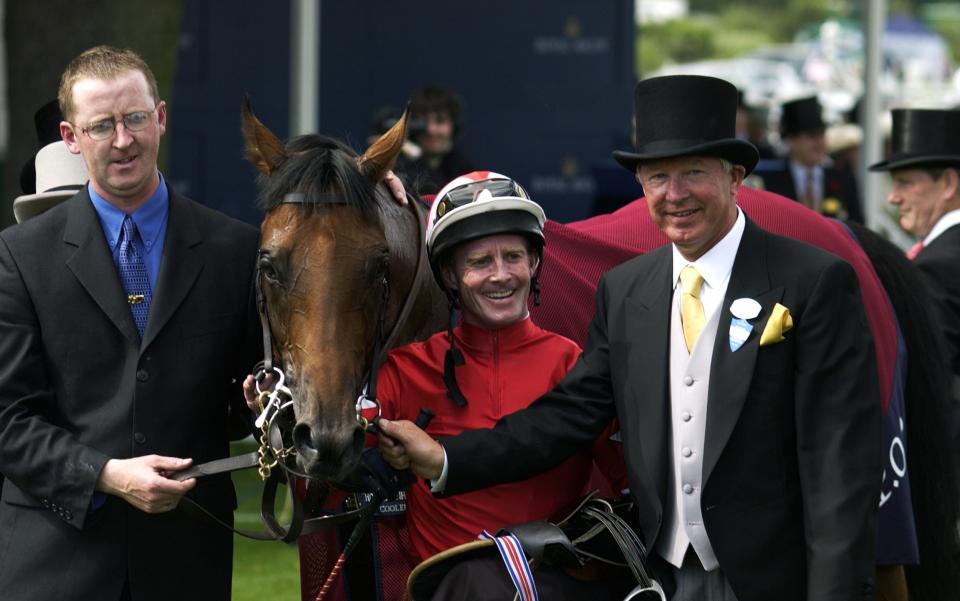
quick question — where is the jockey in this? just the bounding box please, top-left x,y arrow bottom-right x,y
375,171 -> 630,599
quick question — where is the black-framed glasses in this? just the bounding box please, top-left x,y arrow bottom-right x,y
77,108 -> 157,141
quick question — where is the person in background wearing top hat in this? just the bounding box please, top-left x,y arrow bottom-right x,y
870,108 -> 960,441
379,75 -> 881,601
0,46 -> 263,601
761,96 -> 864,222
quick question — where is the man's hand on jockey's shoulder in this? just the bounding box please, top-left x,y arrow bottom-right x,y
377,418 -> 444,480
385,170 -> 408,206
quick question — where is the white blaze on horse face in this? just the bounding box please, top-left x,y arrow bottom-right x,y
445,234 -> 537,330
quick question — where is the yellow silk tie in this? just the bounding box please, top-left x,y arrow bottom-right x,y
680,265 -> 705,353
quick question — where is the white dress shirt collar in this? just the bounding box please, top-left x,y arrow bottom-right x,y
925,208 -> 960,246
672,208 -> 745,293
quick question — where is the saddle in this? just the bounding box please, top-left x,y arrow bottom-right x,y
406,495 -> 666,601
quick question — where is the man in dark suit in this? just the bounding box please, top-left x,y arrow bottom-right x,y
380,76 -> 881,601
760,96 -> 863,222
870,107 -> 960,436
0,46 -> 260,601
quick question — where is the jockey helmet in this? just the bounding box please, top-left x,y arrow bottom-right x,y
426,171 -> 546,279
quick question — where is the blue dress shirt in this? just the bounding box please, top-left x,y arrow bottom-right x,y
89,174 -> 169,290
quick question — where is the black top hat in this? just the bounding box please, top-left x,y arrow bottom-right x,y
780,96 -> 825,137
19,100 -> 65,195
613,75 -> 759,175
869,108 -> 960,171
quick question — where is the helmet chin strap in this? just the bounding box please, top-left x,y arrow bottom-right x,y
531,246 -> 544,307
443,294 -> 468,407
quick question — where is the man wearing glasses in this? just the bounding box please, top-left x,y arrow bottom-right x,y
0,46 -> 260,600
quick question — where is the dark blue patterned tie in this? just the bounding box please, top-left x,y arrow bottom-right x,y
119,216 -> 152,337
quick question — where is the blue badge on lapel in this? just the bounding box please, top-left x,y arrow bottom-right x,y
729,317 -> 752,352
728,298 -> 761,352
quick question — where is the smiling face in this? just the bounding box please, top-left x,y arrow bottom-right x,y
443,233 -> 539,330
638,155 -> 745,261
887,167 -> 960,238
60,69 -> 166,211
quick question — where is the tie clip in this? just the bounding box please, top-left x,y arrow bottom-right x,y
128,294 -> 145,305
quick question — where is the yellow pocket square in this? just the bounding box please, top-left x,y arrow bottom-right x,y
759,303 -> 793,346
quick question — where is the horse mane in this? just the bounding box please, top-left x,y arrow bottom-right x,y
255,134 -> 380,219
845,221 -> 960,596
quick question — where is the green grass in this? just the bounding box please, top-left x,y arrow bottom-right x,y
230,439 -> 301,600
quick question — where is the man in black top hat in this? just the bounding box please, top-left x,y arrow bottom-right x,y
870,108 -> 960,422
762,96 -> 863,222
380,75 -> 880,601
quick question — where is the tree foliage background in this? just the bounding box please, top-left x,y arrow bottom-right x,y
637,0 -> 960,78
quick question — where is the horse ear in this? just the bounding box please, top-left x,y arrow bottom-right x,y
357,109 -> 407,182
241,95 -> 288,175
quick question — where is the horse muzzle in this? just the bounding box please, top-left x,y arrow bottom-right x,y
292,420 -> 366,481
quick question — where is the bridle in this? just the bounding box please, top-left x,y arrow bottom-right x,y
252,189 -> 429,447
249,188 -> 432,600
174,187 -> 431,554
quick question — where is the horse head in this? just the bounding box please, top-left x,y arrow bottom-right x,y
242,98 -> 445,481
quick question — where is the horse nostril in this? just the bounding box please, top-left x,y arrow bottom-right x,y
292,422 -> 319,459
291,420 -> 364,478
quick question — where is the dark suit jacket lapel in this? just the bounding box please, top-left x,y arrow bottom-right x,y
64,189 -> 141,344
142,190 -> 203,349
703,219 -> 783,484
625,246 -> 672,509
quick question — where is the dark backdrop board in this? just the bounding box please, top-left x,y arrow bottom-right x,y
167,0 -> 291,225
167,0 -> 635,225
319,0 -> 636,223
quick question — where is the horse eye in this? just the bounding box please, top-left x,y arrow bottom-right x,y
259,256 -> 280,284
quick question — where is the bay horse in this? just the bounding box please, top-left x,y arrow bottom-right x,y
241,100 -> 446,482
